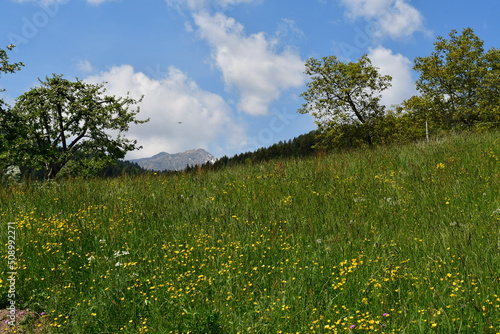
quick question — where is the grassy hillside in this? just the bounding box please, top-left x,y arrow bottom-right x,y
1,131 -> 499,333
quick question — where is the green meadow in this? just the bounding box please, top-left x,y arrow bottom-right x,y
1,131 -> 499,333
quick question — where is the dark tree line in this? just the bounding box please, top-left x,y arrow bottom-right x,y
187,130 -> 318,173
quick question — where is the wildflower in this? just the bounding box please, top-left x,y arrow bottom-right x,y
383,313 -> 389,317
115,262 -> 123,267
113,250 -> 130,257
349,324 -> 356,329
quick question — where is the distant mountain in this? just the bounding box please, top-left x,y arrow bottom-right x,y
129,149 -> 217,171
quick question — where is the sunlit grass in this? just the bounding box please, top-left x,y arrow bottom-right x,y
1,131 -> 499,333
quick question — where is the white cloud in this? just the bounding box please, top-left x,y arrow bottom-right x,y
194,12 -> 305,115
339,0 -> 426,40
85,65 -> 245,159
368,45 -> 416,107
76,59 -> 94,73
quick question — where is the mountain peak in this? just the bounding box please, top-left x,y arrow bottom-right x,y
150,152 -> 169,159
130,149 -> 216,171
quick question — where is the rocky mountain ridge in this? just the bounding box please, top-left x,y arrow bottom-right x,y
130,149 -> 216,171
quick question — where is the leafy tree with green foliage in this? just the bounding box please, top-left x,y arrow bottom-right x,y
0,45 -> 24,179
477,47 -> 500,129
412,28 -> 500,131
2,74 -> 148,179
0,44 -> 23,78
0,44 -> 24,126
298,54 -> 391,149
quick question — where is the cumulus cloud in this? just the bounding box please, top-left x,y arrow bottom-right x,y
194,12 -> 305,115
76,59 -> 94,73
339,0 -> 426,40
85,64 -> 245,159
368,45 -> 416,107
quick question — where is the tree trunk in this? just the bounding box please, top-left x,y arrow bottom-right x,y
46,162 -> 63,180
365,133 -> 373,146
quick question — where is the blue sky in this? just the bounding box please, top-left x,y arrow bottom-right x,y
1,0 -> 499,159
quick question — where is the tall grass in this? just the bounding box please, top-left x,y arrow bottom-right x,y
1,131 -> 499,333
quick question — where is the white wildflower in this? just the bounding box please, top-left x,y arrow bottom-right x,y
113,250 -> 130,257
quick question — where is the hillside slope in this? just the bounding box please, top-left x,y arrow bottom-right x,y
1,131 -> 499,333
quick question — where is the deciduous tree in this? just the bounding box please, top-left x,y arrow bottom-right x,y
298,54 -> 391,148
0,45 -> 24,175
413,28 -> 500,130
2,74 -> 148,179
0,44 -> 24,116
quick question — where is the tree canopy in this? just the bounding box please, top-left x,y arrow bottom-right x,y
1,74 -> 148,179
0,44 -> 23,76
298,54 -> 391,148
412,28 -> 500,130
0,45 -> 24,178
0,44 -> 24,109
